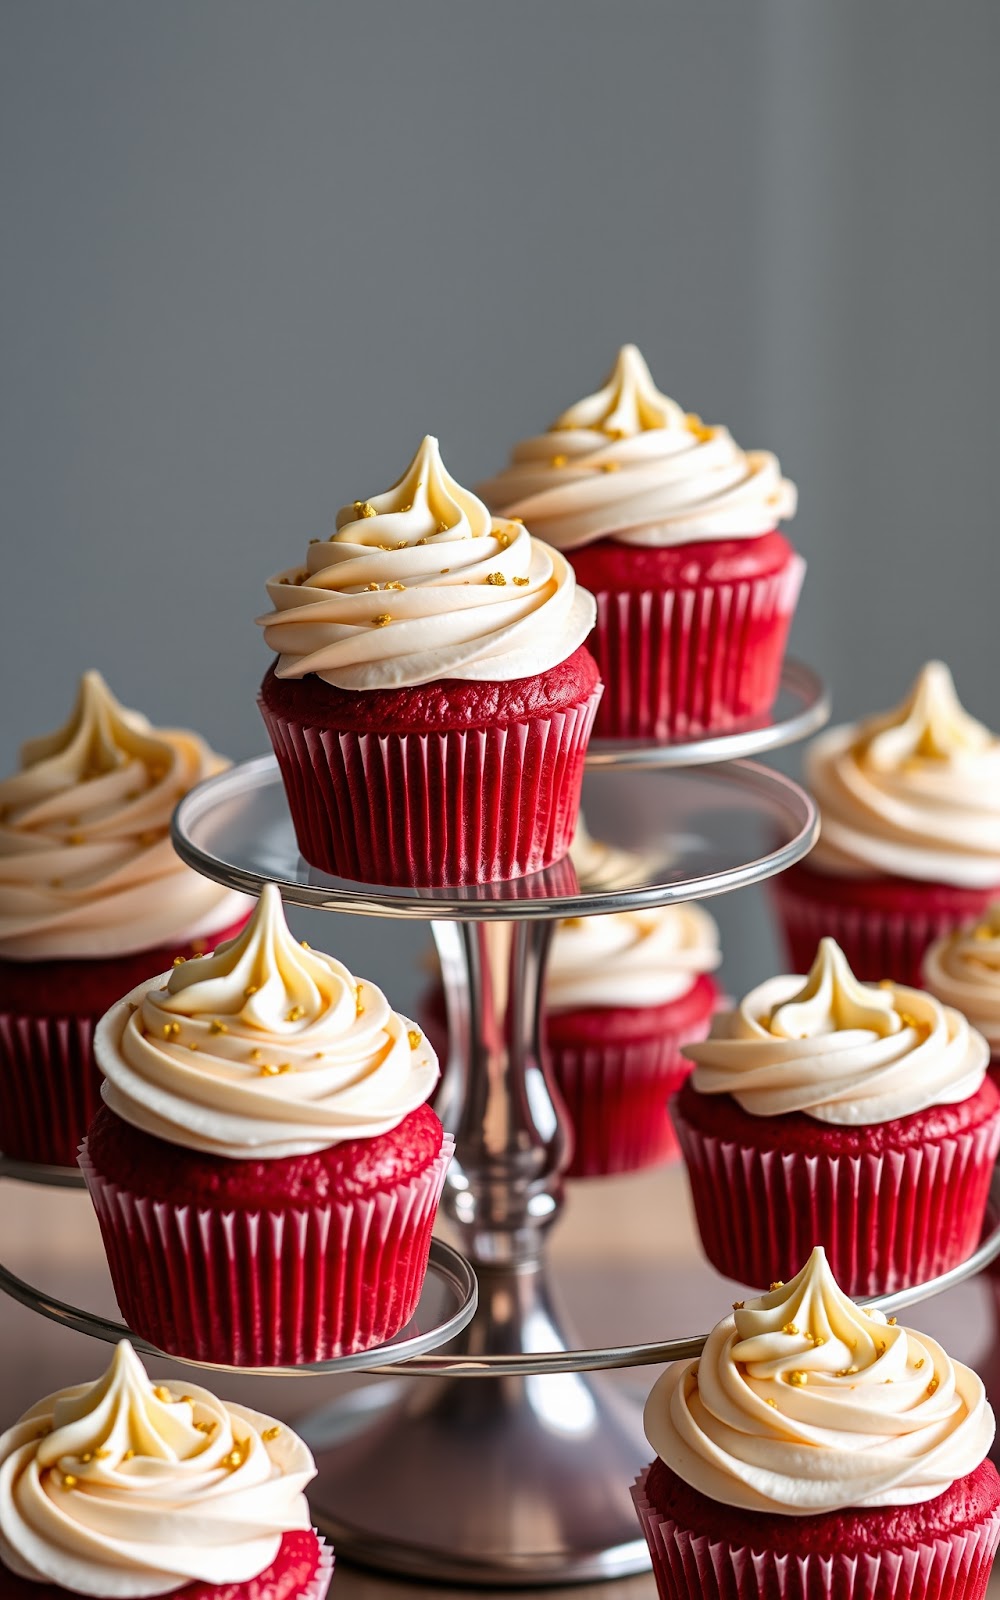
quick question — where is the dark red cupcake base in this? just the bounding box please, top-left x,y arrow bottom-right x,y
633,1457 -> 1000,1600
259,648 -> 601,887
568,531 -> 804,741
0,1529 -> 333,1600
82,1105 -> 450,1365
0,915 -> 250,1168
770,861 -> 1000,989
673,1075 -> 1000,1296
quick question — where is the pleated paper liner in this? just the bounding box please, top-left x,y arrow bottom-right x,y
769,864 -> 1000,990
260,686 -> 601,888
673,1099 -> 1000,1297
587,552 -> 804,741
632,1463 -> 1000,1600
0,1531 -> 333,1600
79,1135 -> 453,1367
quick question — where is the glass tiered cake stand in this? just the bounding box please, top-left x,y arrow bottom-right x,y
5,660 -> 1000,1589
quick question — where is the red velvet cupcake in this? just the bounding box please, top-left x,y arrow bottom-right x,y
634,1248 -> 1000,1599
0,672 -> 251,1167
0,1340 -> 333,1598
477,344 -> 803,742
772,662 -> 1000,987
924,905 -> 1000,1080
257,434 -> 601,886
674,938 -> 1000,1295
82,885 -> 449,1365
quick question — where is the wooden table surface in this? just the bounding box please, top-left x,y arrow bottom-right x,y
2,1162 -> 998,1598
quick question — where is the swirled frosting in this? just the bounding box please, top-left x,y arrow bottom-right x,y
924,904 -> 1000,1053
95,883 -> 439,1159
806,661 -> 1000,887
477,345 -> 796,550
684,937 -> 988,1124
0,1340 -> 314,1596
548,904 -> 719,1011
0,672 -> 250,962
259,434 -> 595,690
644,1246 -> 994,1514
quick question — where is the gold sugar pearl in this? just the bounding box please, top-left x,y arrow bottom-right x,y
440,568 -> 450,575
769,1282 -> 784,1292
811,1335 -> 827,1347
172,956 -> 187,967
395,540 -> 407,550
355,983 -> 365,1016
153,1386 -> 173,1402
162,1022 -> 181,1039
372,614 -> 393,627
914,1358 -> 925,1369
496,531 -> 510,548
181,1396 -> 196,1405
260,1063 -> 281,1077
249,1049 -> 262,1062
485,572 -> 507,586
732,1301 -> 745,1310
262,1426 -> 281,1442
599,460 -> 620,472
210,1021 -> 228,1035
782,1323 -> 799,1337
437,520 -> 449,533
384,580 -> 405,591
764,1397 -> 777,1408
94,1449 -> 110,1459
194,1420 -> 215,1434
354,500 -> 377,519
875,1340 -> 886,1354
887,1317 -> 897,1326
408,1029 -> 422,1050
286,1006 -> 305,1022
400,502 -> 413,513
365,582 -> 380,592
551,454 -> 568,467
61,1474 -> 78,1489
927,1377 -> 939,1395
787,1372 -> 807,1387
80,1451 -> 93,1464
300,941 -> 310,950
513,575 -> 530,586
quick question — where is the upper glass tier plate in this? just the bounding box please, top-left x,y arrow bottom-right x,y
172,754 -> 818,920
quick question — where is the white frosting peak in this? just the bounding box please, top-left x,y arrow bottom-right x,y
0,672 -> 248,960
685,938 -> 988,1123
924,904 -> 1000,1051
260,435 -> 595,690
0,1340 -> 314,1595
95,884 -> 439,1159
549,904 -> 719,1012
477,345 -> 796,550
644,1247 -> 995,1514
807,662 -> 1000,886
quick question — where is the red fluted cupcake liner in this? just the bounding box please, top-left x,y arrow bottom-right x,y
632,1466 -> 1000,1600
673,1105 -> 1000,1296
0,918 -> 251,1169
769,866 -> 1000,989
588,554 -> 804,741
260,690 -> 601,887
79,1136 -> 453,1366
0,1530 -> 333,1600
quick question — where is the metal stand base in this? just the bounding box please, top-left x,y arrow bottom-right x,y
306,1263 -> 650,1587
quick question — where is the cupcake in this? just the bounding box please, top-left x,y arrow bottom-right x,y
633,1246 -> 1000,1600
772,661 -> 1000,987
0,1339 -> 333,1599
257,434 -> 600,886
82,883 -> 449,1366
477,344 -> 802,742
924,905 -> 1000,1079
543,889 -> 720,1177
0,672 -> 251,1167
673,937 -> 1000,1295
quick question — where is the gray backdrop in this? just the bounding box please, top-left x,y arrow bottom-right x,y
3,1 -> 999,1006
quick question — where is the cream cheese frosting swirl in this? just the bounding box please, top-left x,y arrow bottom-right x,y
924,904 -> 1000,1053
644,1246 -> 994,1515
0,672 -> 249,961
95,883 -> 439,1159
476,344 -> 796,550
684,937 -> 987,1123
806,661 -> 1000,886
548,904 -> 719,1011
259,434 -> 595,690
0,1340 -> 314,1595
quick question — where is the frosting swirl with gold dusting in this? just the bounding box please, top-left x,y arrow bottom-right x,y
644,1246 -> 994,1514
477,345 -> 796,550
548,904 -> 719,1011
0,1340 -> 314,1595
0,672 -> 249,961
684,937 -> 987,1123
806,661 -> 1000,886
259,434 -> 595,690
95,883 -> 439,1159
924,904 -> 1000,1052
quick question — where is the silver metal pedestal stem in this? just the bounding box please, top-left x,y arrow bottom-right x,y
309,918 -> 651,1586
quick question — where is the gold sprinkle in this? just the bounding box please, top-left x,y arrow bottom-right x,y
510,516 -> 524,523
153,1386 -> 173,1402
440,568 -> 450,575
372,614 -> 393,627
485,572 -> 507,586
355,983 -> 364,1015
787,1371 -> 807,1387
365,581 -> 381,592
437,520 -> 449,533
765,1398 -> 777,1408
551,454 -> 568,467
603,426 -> 626,440
769,1282 -> 784,1292
927,1377 -> 939,1394
286,1006 -> 305,1022
732,1301 -> 745,1310
396,541 -> 407,550
277,1063 -> 293,1074
62,1473 -> 78,1489
354,500 -> 377,519
172,955 -> 187,967
123,1450 -> 135,1461
496,531 -> 511,548
782,1323 -> 799,1337
384,580 -> 405,591
599,460 -> 620,472
513,575 -> 530,585
884,1379 -> 893,1385
210,1020 -> 228,1035
876,1340 -> 886,1354
416,537 -> 428,546
260,1063 -> 281,1076
80,1451 -> 93,1463
314,1052 -> 324,1059
408,1029 -> 422,1049
887,1317 -> 897,1326
249,1049 -> 262,1062
244,985 -> 258,997
162,1021 -> 181,1038
836,1368 -> 850,1378
300,941 -> 310,949
194,1420 -> 215,1434
181,1396 -> 196,1405
93,1449 -> 110,1459
811,1335 -> 827,1347
262,1425 -> 281,1442
400,502 -> 412,513
915,1358 -> 925,1369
